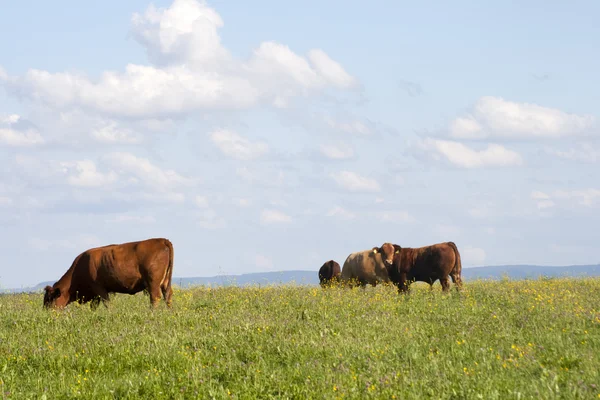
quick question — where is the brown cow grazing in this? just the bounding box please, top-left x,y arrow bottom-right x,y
383,241 -> 463,293
43,238 -> 174,309
318,260 -> 341,287
339,243 -> 399,287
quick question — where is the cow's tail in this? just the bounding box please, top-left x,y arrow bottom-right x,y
161,239 -> 175,305
447,241 -> 463,290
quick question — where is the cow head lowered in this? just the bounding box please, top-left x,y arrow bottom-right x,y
372,242 -> 401,267
43,286 -> 65,309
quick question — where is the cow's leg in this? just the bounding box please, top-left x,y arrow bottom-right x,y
161,284 -> 173,308
147,283 -> 162,308
450,272 -> 463,292
439,276 -> 450,292
90,287 -> 110,310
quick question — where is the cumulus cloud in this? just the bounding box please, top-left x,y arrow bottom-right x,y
418,138 -> 523,168
103,152 -> 195,189
449,96 -> 595,140
330,171 -> 380,192
0,0 -> 358,119
91,122 -> 142,144
60,160 -> 118,188
319,143 -> 354,160
0,114 -> 44,146
210,129 -> 269,160
260,209 -> 292,224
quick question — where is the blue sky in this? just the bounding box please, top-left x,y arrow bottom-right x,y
1,0 -> 599,288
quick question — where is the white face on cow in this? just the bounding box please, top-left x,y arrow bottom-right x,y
372,243 -> 401,266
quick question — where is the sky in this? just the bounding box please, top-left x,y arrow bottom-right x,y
1,0 -> 599,288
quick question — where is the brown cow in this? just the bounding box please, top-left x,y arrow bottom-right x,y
380,241 -> 463,293
318,260 -> 341,287
339,243 -> 399,287
43,238 -> 174,309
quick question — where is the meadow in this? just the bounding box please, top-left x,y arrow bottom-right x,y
0,278 -> 599,399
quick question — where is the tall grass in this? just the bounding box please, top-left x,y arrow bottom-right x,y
1,278 -> 599,399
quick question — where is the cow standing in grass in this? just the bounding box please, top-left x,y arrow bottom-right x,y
339,243 -> 399,287
318,260 -> 341,287
43,238 -> 174,309
383,241 -> 463,293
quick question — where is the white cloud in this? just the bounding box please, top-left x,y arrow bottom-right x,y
462,246 -> 486,266
104,152 -> 194,189
1,0 -> 358,119
449,96 -> 595,140
418,138 -> 523,168
60,160 -> 118,188
0,114 -> 44,146
330,171 -> 380,192
260,209 -> 292,224
546,143 -> 600,163
131,0 -> 229,67
0,127 -> 44,146
326,206 -> 356,220
324,115 -> 372,135
307,49 -> 357,89
319,143 -> 354,160
91,122 -> 142,144
210,129 -> 269,160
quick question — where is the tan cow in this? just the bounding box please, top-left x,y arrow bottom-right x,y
43,238 -> 174,309
340,243 -> 400,287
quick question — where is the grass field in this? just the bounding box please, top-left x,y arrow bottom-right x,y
1,278 -> 599,399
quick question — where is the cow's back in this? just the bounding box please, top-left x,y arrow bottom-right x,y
341,249 -> 389,285
78,238 -> 170,293
409,242 -> 457,279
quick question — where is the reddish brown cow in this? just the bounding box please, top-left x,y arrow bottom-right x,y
375,241 -> 463,293
43,238 -> 174,309
318,260 -> 341,287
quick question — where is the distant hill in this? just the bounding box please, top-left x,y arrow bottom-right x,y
3,264 -> 600,294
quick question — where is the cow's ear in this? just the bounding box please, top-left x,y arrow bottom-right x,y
372,247 -> 379,254
394,244 -> 402,254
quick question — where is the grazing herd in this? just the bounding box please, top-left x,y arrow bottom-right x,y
42,237 -> 463,310
319,241 -> 463,293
